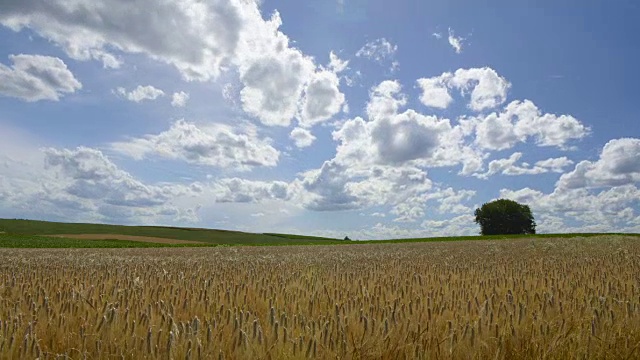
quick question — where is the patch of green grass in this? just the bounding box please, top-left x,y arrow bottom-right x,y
0,233 -> 215,248
0,219 -> 343,245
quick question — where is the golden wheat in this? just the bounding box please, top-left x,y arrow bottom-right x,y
0,236 -> 639,359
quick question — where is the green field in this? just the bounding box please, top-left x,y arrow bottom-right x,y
0,233 -> 214,248
0,218 -> 343,247
0,218 -> 638,248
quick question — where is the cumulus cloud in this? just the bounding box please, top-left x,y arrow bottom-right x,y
447,28 -> 464,54
335,81 -> 479,171
495,140 -> 640,233
44,147 -> 177,207
0,0 -> 345,129
293,160 -> 433,221
474,153 -> 574,179
238,44 -> 315,126
0,131 -> 293,226
0,0 -> 246,78
209,178 -> 290,203
299,70 -> 345,126
449,67 -> 510,111
290,127 -> 316,148
291,81 -> 482,221
355,38 -> 397,62
36,146 -> 200,223
171,91 -> 189,107
427,187 -> 476,214
557,138 -> 640,190
115,85 -> 164,102
421,214 -> 477,237
371,111 -> 451,164
294,161 -> 361,211
0,54 -> 81,101
417,67 -> 510,112
473,100 -> 590,150
110,120 -> 279,170
534,157 -> 574,173
500,184 -> 640,234
234,10 -> 345,128
416,74 -> 453,109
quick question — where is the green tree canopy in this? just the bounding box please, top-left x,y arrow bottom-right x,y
474,199 -> 536,235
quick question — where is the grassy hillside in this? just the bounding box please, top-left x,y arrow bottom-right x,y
0,219 -> 342,245
0,233 -> 214,248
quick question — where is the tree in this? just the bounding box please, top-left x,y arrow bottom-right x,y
474,199 -> 536,235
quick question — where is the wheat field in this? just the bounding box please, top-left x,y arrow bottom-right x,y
1,236 -> 639,359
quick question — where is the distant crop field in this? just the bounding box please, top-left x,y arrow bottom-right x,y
1,236 -> 639,359
0,219 -> 343,245
0,233 -> 212,248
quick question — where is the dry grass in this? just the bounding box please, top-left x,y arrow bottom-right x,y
1,236 -> 640,359
48,234 -> 205,245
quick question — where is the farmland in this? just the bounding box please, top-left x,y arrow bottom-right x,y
0,219 -> 344,247
1,236 -> 640,359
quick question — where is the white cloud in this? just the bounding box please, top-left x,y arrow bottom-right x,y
495,140 -> 640,233
43,147 -> 191,207
290,127 -> 316,148
115,85 -> 164,102
0,0 -> 344,129
0,54 -> 81,101
447,28 -> 464,54
534,157 -> 574,173
477,154 -> 574,179
328,51 -> 349,73
336,81 -> 480,172
355,38 -> 397,62
427,187 -> 476,214
171,91 -> 189,107
294,160 -> 434,221
299,70 -> 345,127
432,32 -> 442,39
449,67 -> 510,112
291,81 -> 483,221
416,74 -> 453,109
110,120 -> 279,170
500,184 -> 640,234
208,178 -> 290,203
557,138 -> 640,190
0,0 -> 247,78
234,9 -> 329,128
473,100 -> 590,150
0,145 -> 201,224
360,83 -> 453,165
237,44 -> 315,126
0,128 -> 295,226
421,214 -> 477,237
417,67 -> 510,112
475,153 -> 540,179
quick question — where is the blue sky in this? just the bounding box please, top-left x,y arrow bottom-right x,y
1,0 -> 639,239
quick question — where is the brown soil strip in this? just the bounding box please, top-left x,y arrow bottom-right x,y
47,234 -> 205,245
